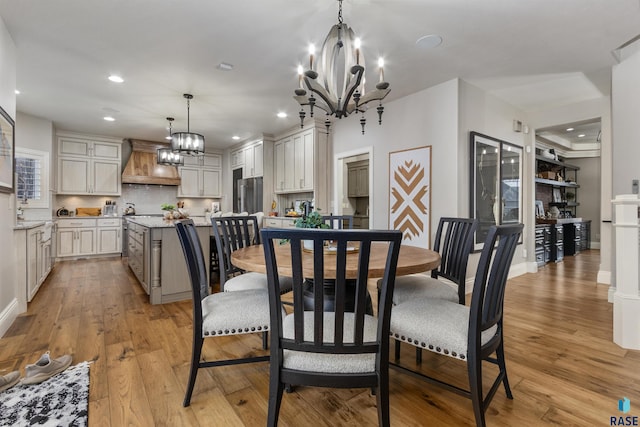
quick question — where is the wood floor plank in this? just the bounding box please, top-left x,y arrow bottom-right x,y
2,250 -> 640,426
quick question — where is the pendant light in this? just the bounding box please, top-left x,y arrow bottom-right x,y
157,117 -> 184,166
171,93 -> 205,156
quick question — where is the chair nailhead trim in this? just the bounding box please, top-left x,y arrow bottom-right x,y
390,332 -> 468,361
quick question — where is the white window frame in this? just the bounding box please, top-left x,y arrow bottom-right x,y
15,147 -> 50,209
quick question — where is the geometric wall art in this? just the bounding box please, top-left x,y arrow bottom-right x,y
388,145 -> 432,249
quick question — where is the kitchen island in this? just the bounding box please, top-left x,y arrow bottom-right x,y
125,216 -> 210,304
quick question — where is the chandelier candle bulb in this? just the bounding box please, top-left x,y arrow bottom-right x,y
378,57 -> 385,82
309,44 -> 315,70
355,38 -> 361,65
298,65 -> 304,88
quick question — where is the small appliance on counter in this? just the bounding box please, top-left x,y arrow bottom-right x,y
56,207 -> 70,217
124,203 -> 136,216
103,200 -> 117,216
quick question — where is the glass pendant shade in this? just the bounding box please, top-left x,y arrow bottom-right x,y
157,148 -> 184,166
170,131 -> 204,156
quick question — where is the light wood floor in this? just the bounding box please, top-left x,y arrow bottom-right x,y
1,250 -> 639,426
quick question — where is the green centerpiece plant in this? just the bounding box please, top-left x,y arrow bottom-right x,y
294,209 -> 330,229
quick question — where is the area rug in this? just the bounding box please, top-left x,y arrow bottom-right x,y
0,361 -> 89,427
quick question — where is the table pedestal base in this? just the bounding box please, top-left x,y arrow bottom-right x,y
303,279 -> 373,315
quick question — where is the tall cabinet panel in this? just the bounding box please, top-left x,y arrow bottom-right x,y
56,133 -> 122,196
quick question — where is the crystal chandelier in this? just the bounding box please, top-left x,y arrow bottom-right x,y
294,0 -> 390,134
171,94 -> 205,155
157,117 -> 184,166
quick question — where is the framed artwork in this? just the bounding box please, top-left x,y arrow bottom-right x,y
470,132 -> 522,250
0,106 -> 15,193
388,145 -> 431,249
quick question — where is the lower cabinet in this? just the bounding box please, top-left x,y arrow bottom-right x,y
263,217 -> 297,228
57,218 -> 121,258
16,224 -> 54,303
563,220 -> 591,256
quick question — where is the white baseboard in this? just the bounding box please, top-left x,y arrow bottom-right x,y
0,298 -> 20,338
597,270 -> 612,285
590,241 -> 601,250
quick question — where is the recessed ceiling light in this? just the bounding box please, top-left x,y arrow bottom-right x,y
232,135 -> 240,140
277,112 -> 287,118
566,127 -> 574,131
108,75 -> 124,83
14,89 -> 20,95
217,62 -> 234,71
578,134 -> 585,138
103,116 -> 115,122
415,34 -> 443,49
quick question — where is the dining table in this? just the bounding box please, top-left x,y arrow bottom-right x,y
230,241 -> 441,280
230,241 -> 441,313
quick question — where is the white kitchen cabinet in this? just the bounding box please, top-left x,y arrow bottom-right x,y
274,129 -> 313,193
97,218 -> 122,254
15,224 -> 54,303
243,141 -> 263,178
57,134 -> 122,196
178,153 -> 222,198
231,148 -> 244,169
263,217 -> 297,228
56,218 -> 97,258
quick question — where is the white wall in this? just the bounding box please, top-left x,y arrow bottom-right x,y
332,79 -> 460,231
331,78 -> 529,284
15,112 -> 54,220
459,80 -> 530,275
612,49 -> 640,196
0,15 -> 18,336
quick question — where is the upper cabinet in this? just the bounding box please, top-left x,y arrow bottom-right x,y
178,153 -> 222,198
274,128 -> 314,193
347,160 -> 369,197
231,140 -> 263,178
56,133 -> 122,195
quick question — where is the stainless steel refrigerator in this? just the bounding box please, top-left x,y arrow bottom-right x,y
236,176 -> 263,213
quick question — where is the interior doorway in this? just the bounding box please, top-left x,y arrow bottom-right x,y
334,147 -> 373,229
535,118 -> 602,273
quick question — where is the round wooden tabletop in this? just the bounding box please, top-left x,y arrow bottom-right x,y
230,242 -> 441,279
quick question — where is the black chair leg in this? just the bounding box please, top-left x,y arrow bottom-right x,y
394,339 -> 401,360
267,376 -> 285,426
415,347 -> 422,364
262,331 -> 268,350
376,373 -> 391,427
183,335 -> 203,407
496,339 -> 513,399
468,356 -> 486,427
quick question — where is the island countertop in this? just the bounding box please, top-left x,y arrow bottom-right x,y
124,216 -> 211,228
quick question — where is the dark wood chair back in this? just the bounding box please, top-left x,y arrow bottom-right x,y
261,228 -> 402,426
432,217 -> 478,304
211,215 -> 260,290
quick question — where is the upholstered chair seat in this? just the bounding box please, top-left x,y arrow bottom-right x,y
282,312 -> 377,373
201,289 -> 271,336
391,275 -> 459,305
390,298 -> 497,361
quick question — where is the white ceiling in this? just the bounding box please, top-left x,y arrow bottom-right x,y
1,0 -> 639,150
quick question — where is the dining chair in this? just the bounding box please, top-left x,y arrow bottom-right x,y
175,219 -> 273,407
377,217 -> 478,362
261,228 -> 403,427
322,214 -> 354,229
389,223 -> 523,427
211,215 -> 291,294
